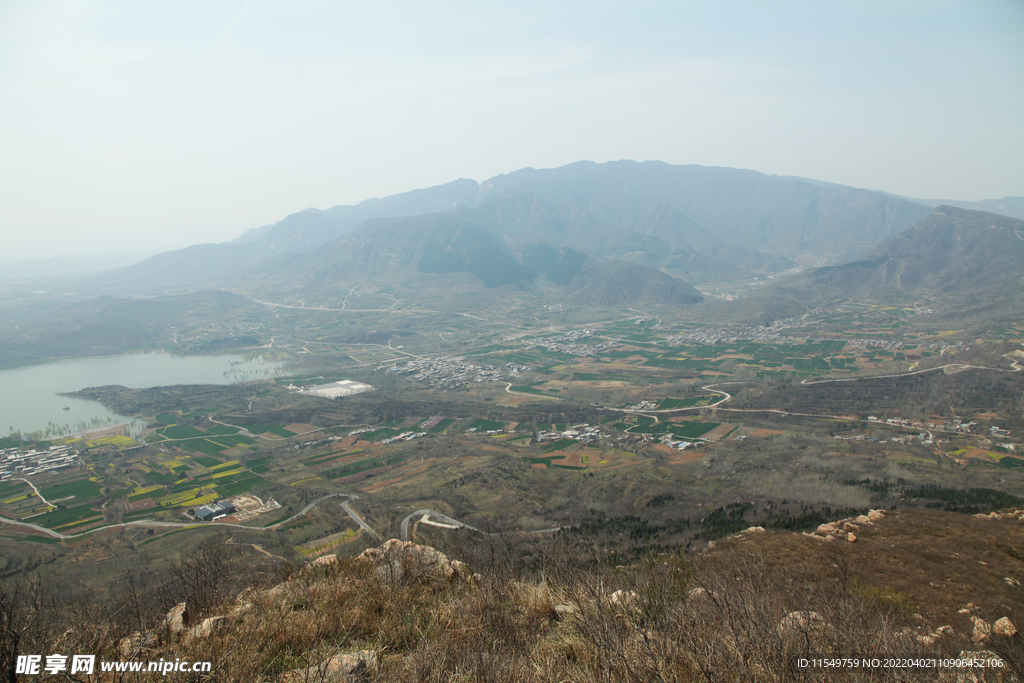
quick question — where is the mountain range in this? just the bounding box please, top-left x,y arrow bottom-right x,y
76,160 -> 1022,313
733,206 -> 1024,320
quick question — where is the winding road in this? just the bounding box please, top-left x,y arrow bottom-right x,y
400,509 -> 480,541
0,492 -> 374,541
398,509 -> 560,542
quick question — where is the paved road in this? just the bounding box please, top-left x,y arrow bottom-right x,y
400,509 -> 478,541
798,362 -> 1018,386
399,508 -> 560,542
0,492 -> 380,541
16,478 -> 51,507
342,499 -> 381,541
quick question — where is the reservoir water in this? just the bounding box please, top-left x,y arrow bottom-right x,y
0,353 -> 284,439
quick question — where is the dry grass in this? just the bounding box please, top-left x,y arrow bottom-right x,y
3,512 -> 1023,682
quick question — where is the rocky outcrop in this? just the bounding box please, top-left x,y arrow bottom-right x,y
119,631 -> 159,658
553,604 -> 577,618
724,526 -> 766,542
971,616 -> 993,644
357,539 -> 473,584
973,508 -> 1024,521
311,554 -> 339,567
609,589 -> 638,614
279,650 -> 377,683
993,617 -> 1018,637
806,509 -> 887,542
165,602 -> 189,635
188,616 -> 231,641
915,625 -> 952,645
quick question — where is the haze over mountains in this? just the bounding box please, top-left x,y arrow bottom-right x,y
75,160 -> 1023,313
739,205 -> 1024,320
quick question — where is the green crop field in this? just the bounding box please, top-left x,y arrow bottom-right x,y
207,426 -> 240,436
190,457 -> 222,468
357,428 -> 399,441
0,481 -> 29,498
158,425 -> 207,439
571,372 -> 641,383
30,504 -> 101,529
41,479 -> 102,502
22,535 -> 61,544
666,422 -> 721,439
427,418 -> 454,433
179,439 -> 230,456
323,453 -> 406,480
657,396 -> 715,410
214,476 -> 267,497
122,508 -> 168,522
244,425 -> 296,437
541,438 -> 578,452
467,419 -> 506,432
510,384 -> 546,395
304,450 -> 352,466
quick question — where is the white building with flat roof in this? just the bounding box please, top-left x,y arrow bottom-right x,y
299,380 -> 374,399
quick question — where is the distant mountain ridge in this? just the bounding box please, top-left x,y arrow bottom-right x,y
899,195 -> 1024,222
84,160 -> 937,298
237,212 -> 705,307
736,206 -> 1024,319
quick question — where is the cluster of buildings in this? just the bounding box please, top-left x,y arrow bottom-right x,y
378,431 -> 426,445
526,331 -> 620,357
846,338 -> 906,351
194,499 -> 237,521
536,423 -> 604,444
867,415 -> 978,435
624,400 -> 659,411
293,435 -> 344,450
661,326 -> 812,347
656,434 -> 697,450
833,433 -> 911,444
384,357 -> 507,389
421,416 -> 446,430
0,445 -> 79,480
922,341 -> 970,353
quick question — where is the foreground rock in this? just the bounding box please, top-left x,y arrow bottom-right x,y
279,650 -> 377,683
119,631 -> 159,658
776,611 -> 828,640
165,602 -> 189,635
188,615 -> 231,641
993,616 -> 1018,637
357,539 -> 473,583
806,509 -> 887,542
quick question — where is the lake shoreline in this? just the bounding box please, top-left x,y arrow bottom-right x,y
1,352 -> 285,437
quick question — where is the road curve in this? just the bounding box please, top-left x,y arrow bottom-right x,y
400,509 -> 479,541
0,492 -> 379,542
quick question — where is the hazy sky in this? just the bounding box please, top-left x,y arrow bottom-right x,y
1,1 -> 1022,261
